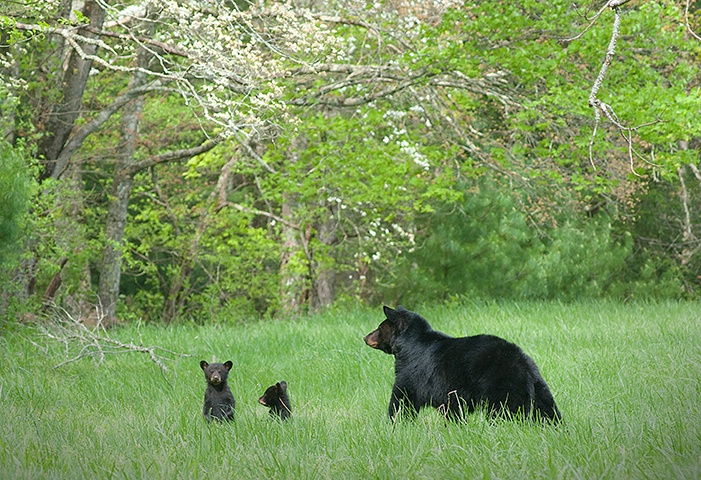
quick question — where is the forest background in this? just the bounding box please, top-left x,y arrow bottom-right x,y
1,0 -> 700,325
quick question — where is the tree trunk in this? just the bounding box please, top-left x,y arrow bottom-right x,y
160,155 -> 235,323
279,135 -> 312,314
42,257 -> 68,310
161,261 -> 191,323
313,212 -> 337,308
98,171 -> 134,321
279,194 -> 310,314
38,0 -> 106,181
97,46 -> 150,321
677,141 -> 696,269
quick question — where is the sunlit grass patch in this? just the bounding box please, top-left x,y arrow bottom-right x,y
1,300 -> 699,479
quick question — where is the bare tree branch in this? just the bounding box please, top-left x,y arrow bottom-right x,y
588,7 -> 622,115
222,201 -> 301,230
234,132 -> 277,174
583,5 -> 662,175
431,70 -> 519,108
83,26 -> 191,57
13,22 -> 192,83
688,162 -> 701,183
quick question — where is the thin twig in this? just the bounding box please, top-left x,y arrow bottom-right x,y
561,0 -> 632,43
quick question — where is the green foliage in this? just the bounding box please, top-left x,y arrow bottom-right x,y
0,141 -> 36,316
4,0 -> 700,321
623,174 -> 701,298
385,175 -> 686,304
1,302 -> 700,478
119,158 -> 282,323
194,210 -> 282,322
505,0 -> 701,177
257,108 -> 462,301
0,141 -> 32,266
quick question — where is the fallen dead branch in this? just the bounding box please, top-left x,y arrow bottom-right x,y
36,304 -> 191,384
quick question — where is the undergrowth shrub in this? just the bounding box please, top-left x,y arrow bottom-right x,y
385,176 -> 686,304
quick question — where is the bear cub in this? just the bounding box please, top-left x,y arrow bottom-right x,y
258,381 -> 292,420
200,360 -> 236,422
364,306 -> 561,423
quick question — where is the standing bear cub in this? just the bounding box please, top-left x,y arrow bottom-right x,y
258,381 -> 292,420
200,360 -> 236,422
364,306 -> 561,422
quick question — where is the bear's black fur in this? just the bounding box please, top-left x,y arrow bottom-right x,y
200,360 -> 236,422
258,381 -> 292,420
364,306 -> 561,422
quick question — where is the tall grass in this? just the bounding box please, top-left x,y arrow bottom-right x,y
1,301 -> 699,479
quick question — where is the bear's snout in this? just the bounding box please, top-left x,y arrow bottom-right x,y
364,330 -> 380,349
209,374 -> 222,385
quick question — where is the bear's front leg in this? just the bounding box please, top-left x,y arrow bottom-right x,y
389,385 -> 418,420
203,402 -> 213,421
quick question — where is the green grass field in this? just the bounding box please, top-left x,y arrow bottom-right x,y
1,301 -> 700,479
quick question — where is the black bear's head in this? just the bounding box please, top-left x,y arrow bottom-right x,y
200,360 -> 233,386
364,305 -> 427,355
258,381 -> 288,407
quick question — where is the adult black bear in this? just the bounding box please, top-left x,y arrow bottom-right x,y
364,306 -> 561,422
200,360 -> 236,422
258,381 -> 292,420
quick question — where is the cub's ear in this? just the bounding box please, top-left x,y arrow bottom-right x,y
224,361 -> 233,371
277,381 -> 287,393
200,360 -> 209,370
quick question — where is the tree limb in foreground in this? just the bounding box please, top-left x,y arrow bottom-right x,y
568,3 -> 661,174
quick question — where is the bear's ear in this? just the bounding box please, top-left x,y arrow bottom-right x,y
224,361 -> 233,371
200,360 -> 208,370
387,305 -> 412,331
277,381 -> 287,393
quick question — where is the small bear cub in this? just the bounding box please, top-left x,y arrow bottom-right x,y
258,381 -> 292,420
200,360 -> 236,422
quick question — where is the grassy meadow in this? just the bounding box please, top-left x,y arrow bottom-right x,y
0,301 -> 700,479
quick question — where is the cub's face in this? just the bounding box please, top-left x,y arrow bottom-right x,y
364,306 -> 405,355
259,381 -> 287,406
200,360 -> 233,385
